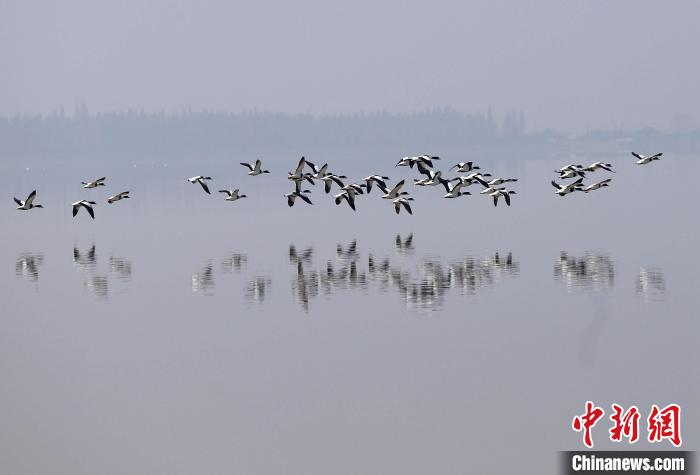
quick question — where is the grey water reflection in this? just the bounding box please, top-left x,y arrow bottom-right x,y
394,233 -> 415,256
554,251 -> 615,291
448,252 -> 520,295
636,267 -> 666,301
15,252 -> 44,282
554,251 -> 616,365
73,244 -> 97,273
221,253 -> 247,274
289,241 -> 369,312
289,240 -> 518,312
191,261 -> 215,295
109,256 -> 132,281
245,276 -> 272,303
369,251 -> 520,311
72,243 -> 133,299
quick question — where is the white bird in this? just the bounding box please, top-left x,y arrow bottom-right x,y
285,182 -> 313,207
334,191 -> 358,211
188,176 -> 212,194
552,178 -> 584,196
14,190 -> 43,210
584,162 -> 615,173
240,159 -> 270,176
631,152 -> 663,165
305,160 -> 328,180
450,161 -> 480,173
480,186 -> 506,195
489,189 -> 517,207
321,173 -> 347,194
288,156 -> 308,180
557,168 -> 586,179
72,200 -> 96,219
581,178 -> 612,193
452,174 -> 491,189
107,191 -> 130,204
379,179 -> 408,199
413,170 -> 451,191
82,177 -> 106,188
556,164 -> 584,173
219,189 -> 247,201
396,155 -> 440,168
362,175 -> 389,193
393,197 -> 414,215
485,177 -> 518,186
443,182 -> 472,199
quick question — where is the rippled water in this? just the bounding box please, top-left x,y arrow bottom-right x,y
1,153 -> 698,474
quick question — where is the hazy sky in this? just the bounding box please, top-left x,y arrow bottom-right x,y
1,0 -> 698,131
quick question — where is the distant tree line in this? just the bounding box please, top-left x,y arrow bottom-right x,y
0,106 -> 698,160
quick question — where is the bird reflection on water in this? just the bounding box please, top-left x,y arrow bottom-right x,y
191,261 -> 215,295
636,267 -> 666,301
109,256 -> 132,281
16,252 -> 44,282
554,251 -> 615,292
72,243 -> 132,299
394,233 -> 414,256
289,236 -> 519,312
246,276 -> 271,303
221,253 -> 247,274
370,250 -> 519,311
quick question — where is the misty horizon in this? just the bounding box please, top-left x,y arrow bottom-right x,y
2,1 -> 699,133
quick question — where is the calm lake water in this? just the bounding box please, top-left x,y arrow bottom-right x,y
1,151 -> 698,474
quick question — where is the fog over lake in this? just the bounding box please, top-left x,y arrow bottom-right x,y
2,147 -> 697,474
2,0 -> 699,472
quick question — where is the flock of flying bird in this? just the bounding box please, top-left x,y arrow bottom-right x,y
12,151 -> 664,219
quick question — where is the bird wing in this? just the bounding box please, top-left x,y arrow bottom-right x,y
474,176 -> 490,187
25,190 -> 37,205
240,162 -> 253,171
199,180 -> 211,194
394,201 -> 400,214
305,159 -> 317,173
287,195 -> 295,207
324,180 -> 332,194
294,157 -> 306,175
551,180 -> 561,190
330,175 -> 345,188
504,193 -> 511,206
72,204 -> 79,216
401,200 -> 413,215
416,161 -> 432,177
299,193 -> 312,205
390,179 -> 405,195
95,177 -> 106,184
493,195 -> 498,207
649,153 -> 663,159
631,152 -> 644,160
219,190 -> 231,196
439,178 -> 451,192
254,160 -> 262,171
81,203 -> 95,219
14,197 -> 22,206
